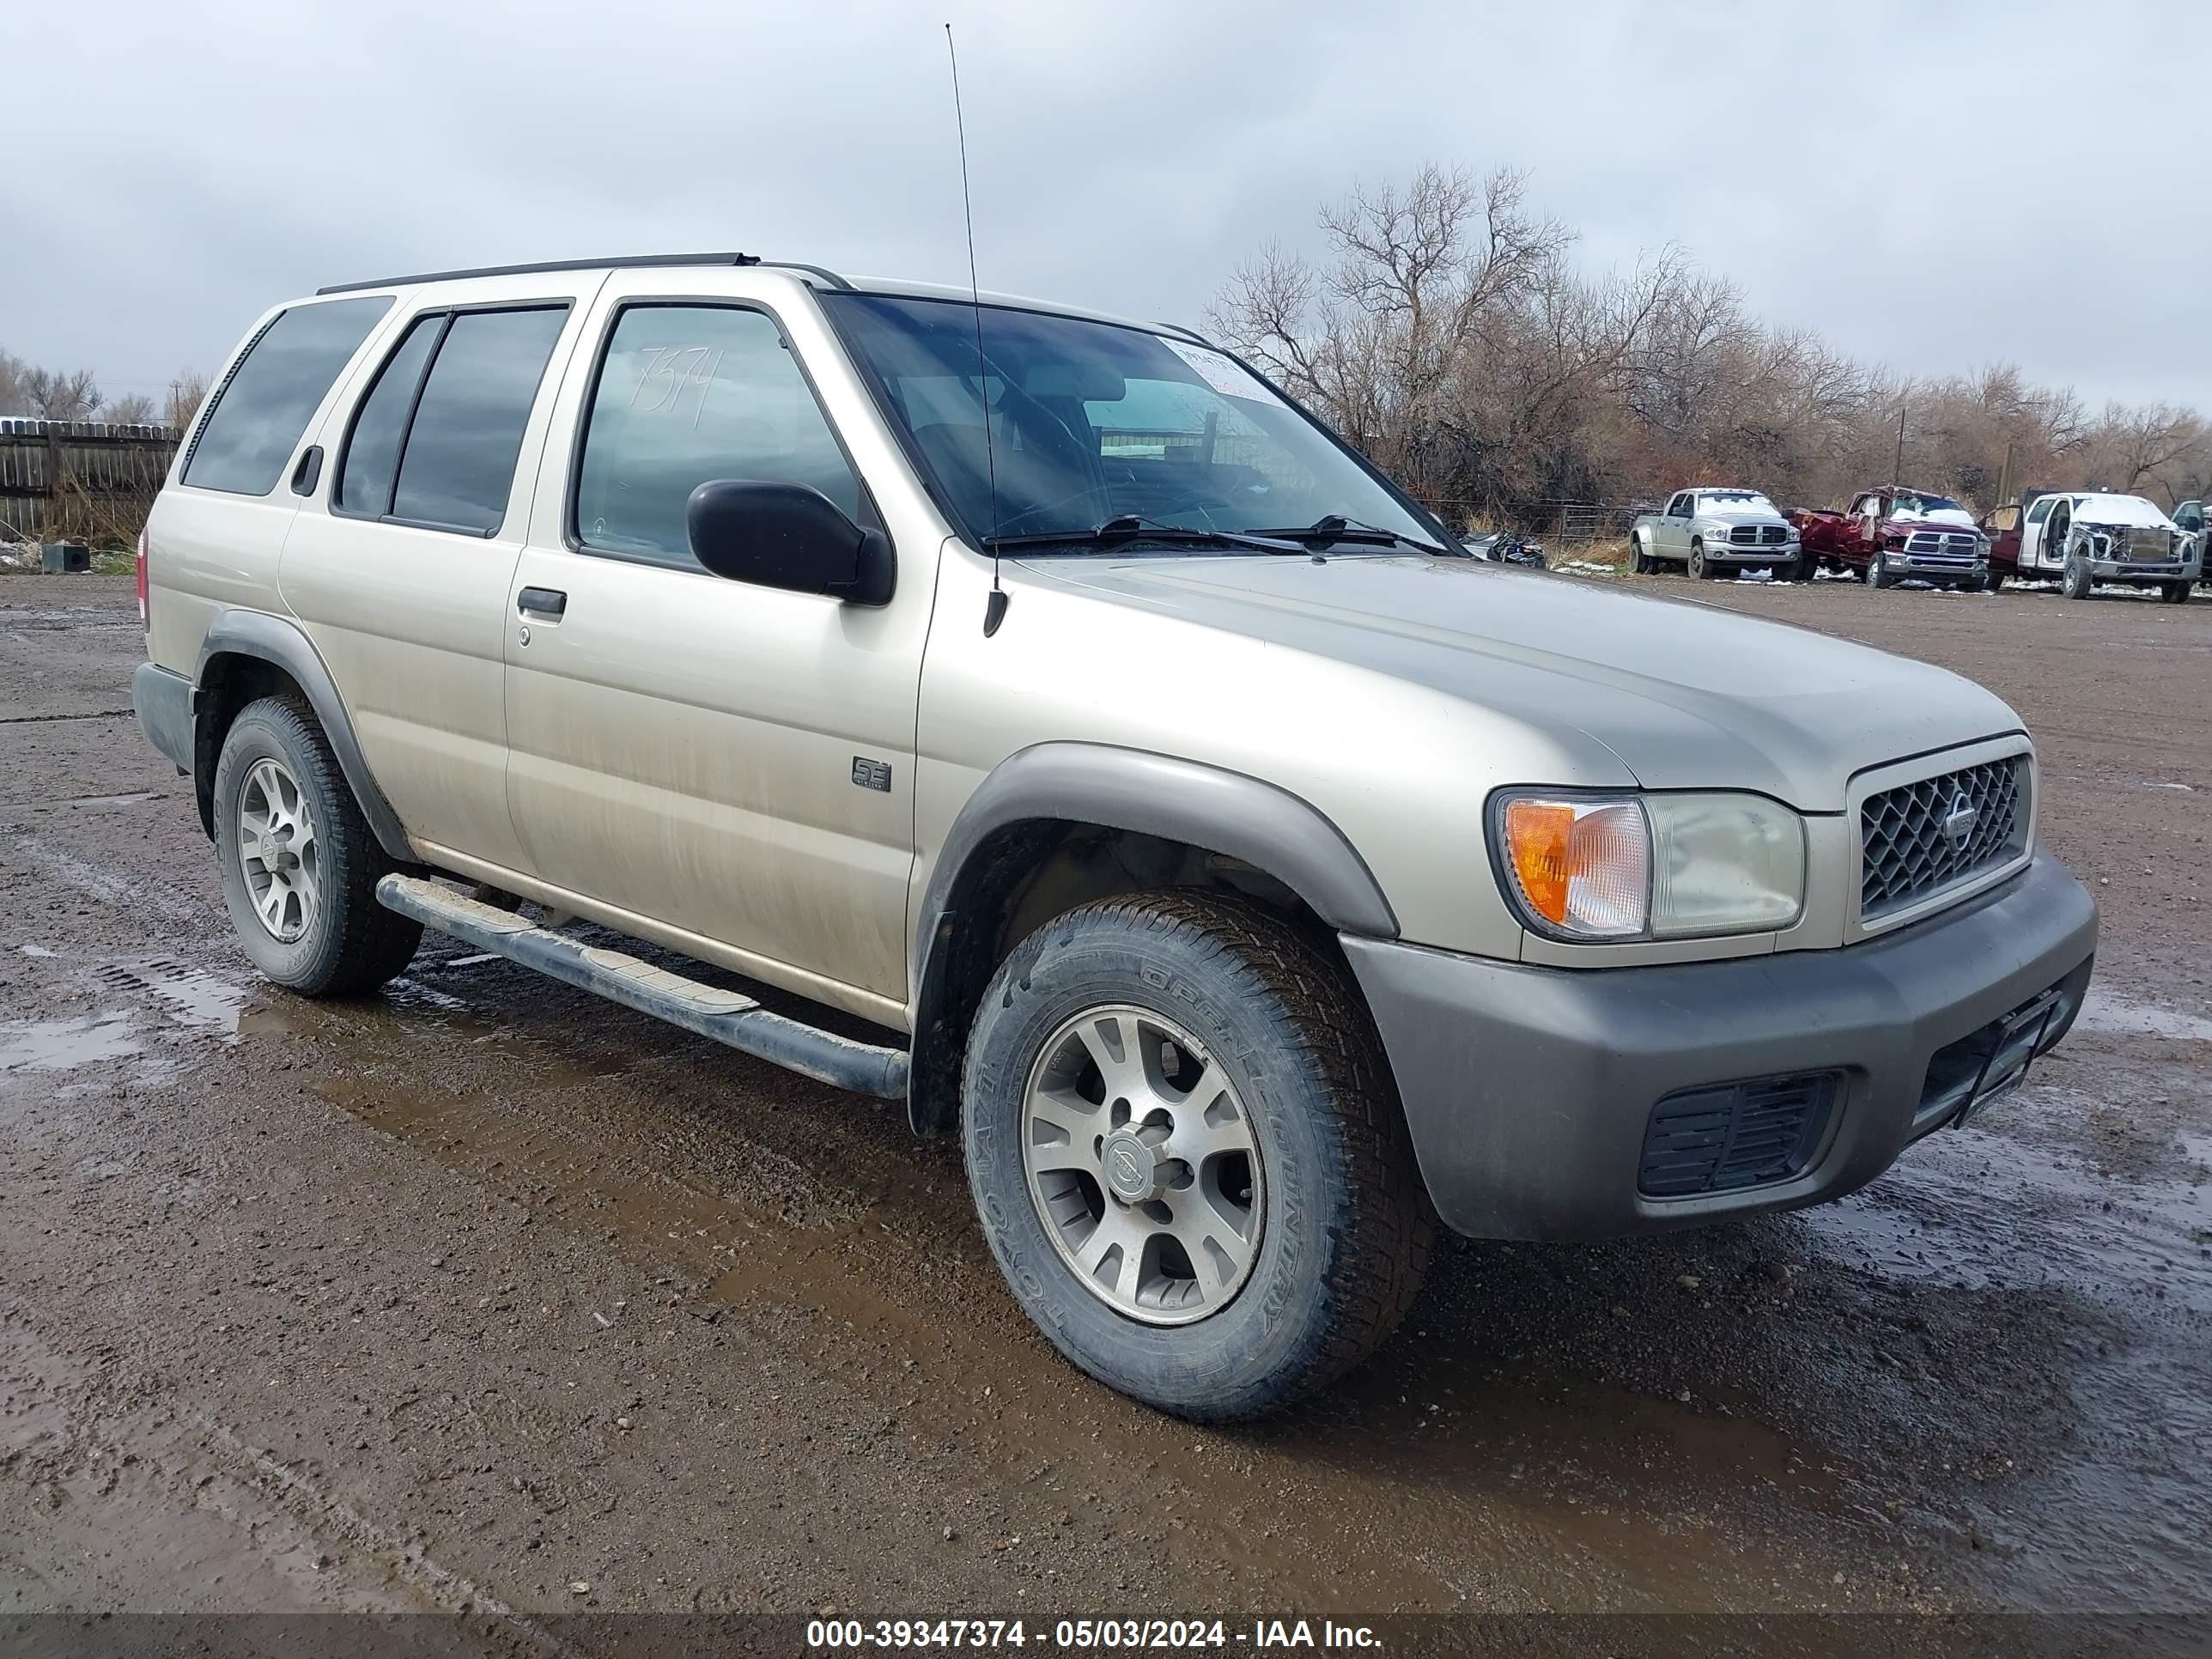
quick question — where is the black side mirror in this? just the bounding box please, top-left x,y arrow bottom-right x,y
685,480 -> 896,606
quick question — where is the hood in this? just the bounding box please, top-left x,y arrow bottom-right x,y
1017,553 -> 2021,811
1889,507 -> 1978,530
1697,507 -> 1790,526
2070,494 -> 2176,531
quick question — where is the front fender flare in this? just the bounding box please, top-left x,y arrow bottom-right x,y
194,609 -> 414,861
904,743 -> 1398,1135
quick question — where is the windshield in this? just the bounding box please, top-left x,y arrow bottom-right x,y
1892,491 -> 1966,517
823,293 -> 1440,550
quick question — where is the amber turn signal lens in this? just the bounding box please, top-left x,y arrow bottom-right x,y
1501,799 -> 1577,925
1498,797 -> 1650,937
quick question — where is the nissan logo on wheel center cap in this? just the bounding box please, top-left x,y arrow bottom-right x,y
1100,1130 -> 1157,1202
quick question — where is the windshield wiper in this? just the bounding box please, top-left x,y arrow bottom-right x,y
982,515 -> 1307,555
1247,514 -> 1453,556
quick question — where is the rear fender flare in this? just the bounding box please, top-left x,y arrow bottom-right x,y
194,609 -> 413,860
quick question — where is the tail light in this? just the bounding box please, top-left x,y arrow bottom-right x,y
136,525 -> 149,628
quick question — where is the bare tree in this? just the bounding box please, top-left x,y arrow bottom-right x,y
105,392 -> 158,424
1210,162 -> 2208,528
21,367 -> 103,422
165,369 -> 211,434
0,348 -> 33,416
2087,401 -> 2206,501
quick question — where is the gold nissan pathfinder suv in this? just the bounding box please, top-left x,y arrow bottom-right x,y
133,252 -> 2097,1418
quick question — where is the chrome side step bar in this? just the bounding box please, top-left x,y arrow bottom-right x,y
374,874 -> 908,1099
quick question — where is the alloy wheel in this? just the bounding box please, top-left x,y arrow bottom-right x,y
237,757 -> 320,943
1020,1005 -> 1265,1325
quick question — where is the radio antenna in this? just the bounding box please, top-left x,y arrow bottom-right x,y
945,21 -> 1008,635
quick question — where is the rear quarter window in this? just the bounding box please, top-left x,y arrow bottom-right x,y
183,297 -> 392,495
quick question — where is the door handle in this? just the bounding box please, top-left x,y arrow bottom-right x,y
518,587 -> 568,618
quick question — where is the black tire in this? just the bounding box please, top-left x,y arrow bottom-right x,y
213,696 -> 421,996
2062,556 -> 2094,600
1989,568 -> 2009,593
962,893 -> 1432,1420
2160,581 -> 2191,605
1689,539 -> 1714,580
1629,534 -> 1651,575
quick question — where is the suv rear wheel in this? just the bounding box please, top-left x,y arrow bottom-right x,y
213,697 -> 421,996
962,893 -> 1431,1419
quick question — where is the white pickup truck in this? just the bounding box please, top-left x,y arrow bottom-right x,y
2002,491 -> 2198,602
1629,488 -> 1802,580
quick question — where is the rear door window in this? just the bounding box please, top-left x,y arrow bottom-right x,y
183,296 -> 392,495
333,305 -> 569,535
335,316 -> 441,515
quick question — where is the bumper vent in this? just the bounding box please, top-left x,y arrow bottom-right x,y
1861,757 -> 2026,921
1638,1073 -> 1838,1198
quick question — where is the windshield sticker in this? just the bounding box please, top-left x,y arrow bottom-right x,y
1161,339 -> 1288,410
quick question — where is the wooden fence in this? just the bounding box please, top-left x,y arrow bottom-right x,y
0,417 -> 180,544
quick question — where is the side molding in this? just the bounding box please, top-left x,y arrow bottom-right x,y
195,609 -> 415,861
905,743 -> 1398,1136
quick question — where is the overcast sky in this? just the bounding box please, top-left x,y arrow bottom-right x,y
5,0 -> 2207,416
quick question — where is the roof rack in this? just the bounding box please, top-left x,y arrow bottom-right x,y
314,252 -> 854,296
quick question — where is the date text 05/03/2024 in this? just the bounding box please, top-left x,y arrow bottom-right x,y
804,1619 -> 1383,1650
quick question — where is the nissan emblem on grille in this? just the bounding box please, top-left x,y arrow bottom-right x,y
1942,793 -> 1978,843
1861,758 -> 2024,920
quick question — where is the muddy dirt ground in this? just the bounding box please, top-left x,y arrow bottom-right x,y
1,572 -> 2206,1649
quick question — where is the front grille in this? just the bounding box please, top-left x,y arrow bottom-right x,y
1904,530 -> 1978,561
1861,757 -> 2025,921
2119,526 -> 2175,563
1729,525 -> 1758,544
1639,1073 -> 1838,1197
1761,525 -> 1789,545
1727,525 -> 1791,547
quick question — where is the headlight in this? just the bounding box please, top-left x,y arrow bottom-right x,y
1492,791 -> 1807,941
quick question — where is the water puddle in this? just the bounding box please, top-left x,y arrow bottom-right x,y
0,1013 -> 142,1073
86,958 -> 253,1036
0,788 -> 164,813
2074,992 -> 2212,1042
1806,1122 -> 2212,1315
1802,1122 -> 2212,1608
37,935 -> 2201,1612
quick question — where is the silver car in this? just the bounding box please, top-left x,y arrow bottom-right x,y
131,254 -> 2097,1419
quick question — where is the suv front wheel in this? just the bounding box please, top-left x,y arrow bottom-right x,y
962,893 -> 1431,1419
213,696 -> 422,996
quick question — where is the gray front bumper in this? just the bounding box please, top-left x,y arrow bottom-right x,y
1342,853 -> 2097,1241
2088,560 -> 2198,581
